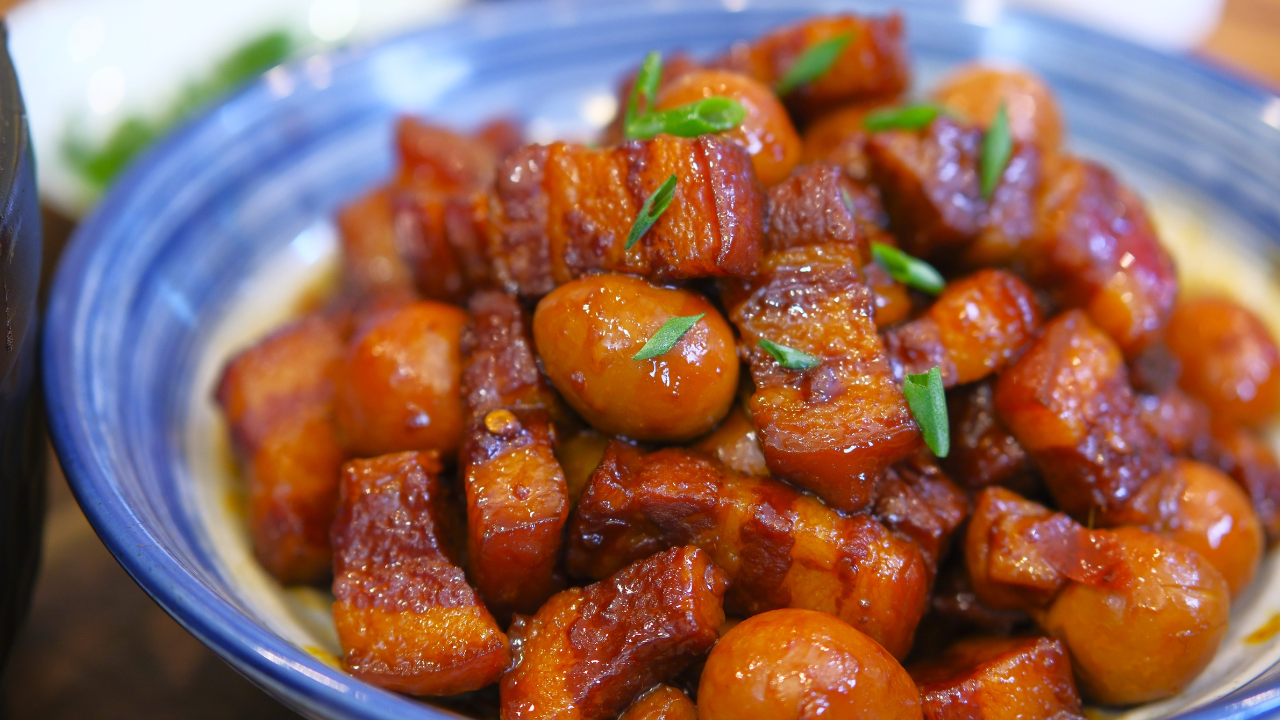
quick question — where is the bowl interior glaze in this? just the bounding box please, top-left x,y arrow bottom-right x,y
43,1 -> 1280,719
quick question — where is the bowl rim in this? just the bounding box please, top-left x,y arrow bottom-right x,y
42,0 -> 1280,718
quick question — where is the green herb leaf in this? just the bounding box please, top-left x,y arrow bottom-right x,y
626,175 -> 678,250
776,32 -> 853,95
863,103 -> 947,132
633,313 -> 706,361
758,338 -> 820,370
871,242 -> 946,295
980,103 -> 1013,199
904,366 -> 949,457
626,51 -> 663,130
625,97 -> 747,140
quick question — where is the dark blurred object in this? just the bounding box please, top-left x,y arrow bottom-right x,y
0,21 -> 45,669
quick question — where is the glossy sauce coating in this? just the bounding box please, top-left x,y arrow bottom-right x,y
698,609 -> 922,720
993,310 -> 1168,520
965,487 -> 1129,612
945,380 -> 1036,493
931,65 -> 1064,153
500,546 -> 727,720
723,13 -> 911,119
873,453 -> 970,578
1041,527 -> 1230,705
1118,458 -> 1263,597
331,451 -> 509,695
910,635 -> 1081,720
487,135 -> 764,296
730,242 -> 922,512
1137,387 -> 1212,457
215,313 -> 348,584
619,686 -> 698,720
1166,296 -> 1280,427
801,99 -> 895,182
691,402 -> 770,477
884,269 -> 1041,386
334,301 -> 468,458
534,274 -> 739,442
566,441 -> 930,658
460,291 -> 569,619
655,70 -> 802,187
1027,156 -> 1177,356
336,188 -> 419,302
763,162 -> 887,254
1198,423 -> 1280,543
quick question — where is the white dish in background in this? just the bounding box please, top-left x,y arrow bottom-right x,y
8,0 -> 468,216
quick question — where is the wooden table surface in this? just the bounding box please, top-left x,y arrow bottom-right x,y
2,1 -> 1278,718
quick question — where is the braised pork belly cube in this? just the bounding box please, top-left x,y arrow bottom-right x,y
964,140 -> 1042,268
729,242 -> 921,512
873,453 -> 970,578
945,380 -> 1037,493
993,310 -> 1169,521
1137,387 -> 1212,457
909,635 -> 1082,720
720,13 -> 910,119
1027,157 -> 1176,355
336,188 -> 418,302
618,686 -> 698,720
763,162 -> 887,253
215,313 -> 348,584
801,100 -> 896,182
566,441 -> 930,659
459,291 -> 569,620
884,269 -> 1042,386
500,546 -> 727,720
965,487 -> 1130,612
1197,423 -> 1280,543
331,451 -> 509,696
487,135 -> 764,297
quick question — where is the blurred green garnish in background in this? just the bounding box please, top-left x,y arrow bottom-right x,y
62,30 -> 296,191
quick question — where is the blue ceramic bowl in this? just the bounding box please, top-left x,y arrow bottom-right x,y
43,1 -> 1280,718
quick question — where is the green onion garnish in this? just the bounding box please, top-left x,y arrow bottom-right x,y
625,51 -> 663,130
980,103 -> 1013,200
757,338 -> 820,370
863,104 -> 947,132
776,33 -> 853,95
625,97 -> 747,140
904,366 -> 949,457
633,313 -> 706,361
625,175 -> 678,250
871,242 -> 946,295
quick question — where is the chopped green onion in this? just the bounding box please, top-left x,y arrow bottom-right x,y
625,175 -> 678,250
626,51 -> 663,130
904,366 -> 949,457
980,103 -> 1013,199
863,104 -> 947,132
871,242 -> 946,295
776,33 -> 853,95
757,338 -> 820,370
633,313 -> 705,361
625,97 -> 747,140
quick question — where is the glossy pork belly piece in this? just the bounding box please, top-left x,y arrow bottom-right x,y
487,135 -> 764,296
566,441 -> 930,658
910,635 -> 1082,720
215,313 -> 348,584
884,269 -> 1041,386
729,242 -> 922,512
1198,423 -> 1280,542
945,380 -> 1036,493
331,451 -> 509,696
500,546 -> 727,720
873,453 -> 970,577
336,188 -> 418,302
993,310 -> 1168,520
618,686 -> 698,720
1027,156 -> 1176,355
722,13 -> 910,119
763,162 -> 887,253
965,487 -> 1129,612
800,100 -> 893,182
460,291 -> 569,620
1137,387 -> 1211,457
